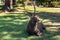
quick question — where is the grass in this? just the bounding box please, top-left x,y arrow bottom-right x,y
0,14 -> 29,40
0,12 -> 60,40
0,6 -> 60,40
16,6 -> 60,13
0,5 -> 3,9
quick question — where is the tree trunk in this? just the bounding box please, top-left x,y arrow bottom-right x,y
2,0 -> 13,12
10,0 -> 13,10
13,0 -> 16,5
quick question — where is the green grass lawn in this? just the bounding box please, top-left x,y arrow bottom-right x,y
0,12 -> 60,40
0,5 -> 60,40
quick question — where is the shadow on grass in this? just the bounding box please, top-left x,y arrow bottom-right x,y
0,12 -> 60,40
27,11 -> 60,22
0,5 -> 3,9
36,12 -> 60,22
31,31 -> 60,40
0,14 -> 30,39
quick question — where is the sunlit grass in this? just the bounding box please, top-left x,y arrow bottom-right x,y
16,6 -> 60,13
0,11 -> 60,40
52,36 -> 60,40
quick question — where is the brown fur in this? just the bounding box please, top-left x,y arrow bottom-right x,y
26,13 -> 46,36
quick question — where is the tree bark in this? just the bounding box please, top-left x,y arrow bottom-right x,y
10,0 -> 13,10
2,0 -> 13,12
13,0 -> 16,5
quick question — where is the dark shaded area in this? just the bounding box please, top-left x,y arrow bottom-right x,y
31,31 -> 60,40
27,11 -> 60,23
2,0 -> 16,12
2,0 -> 10,11
13,0 -> 16,5
43,1 -> 54,7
